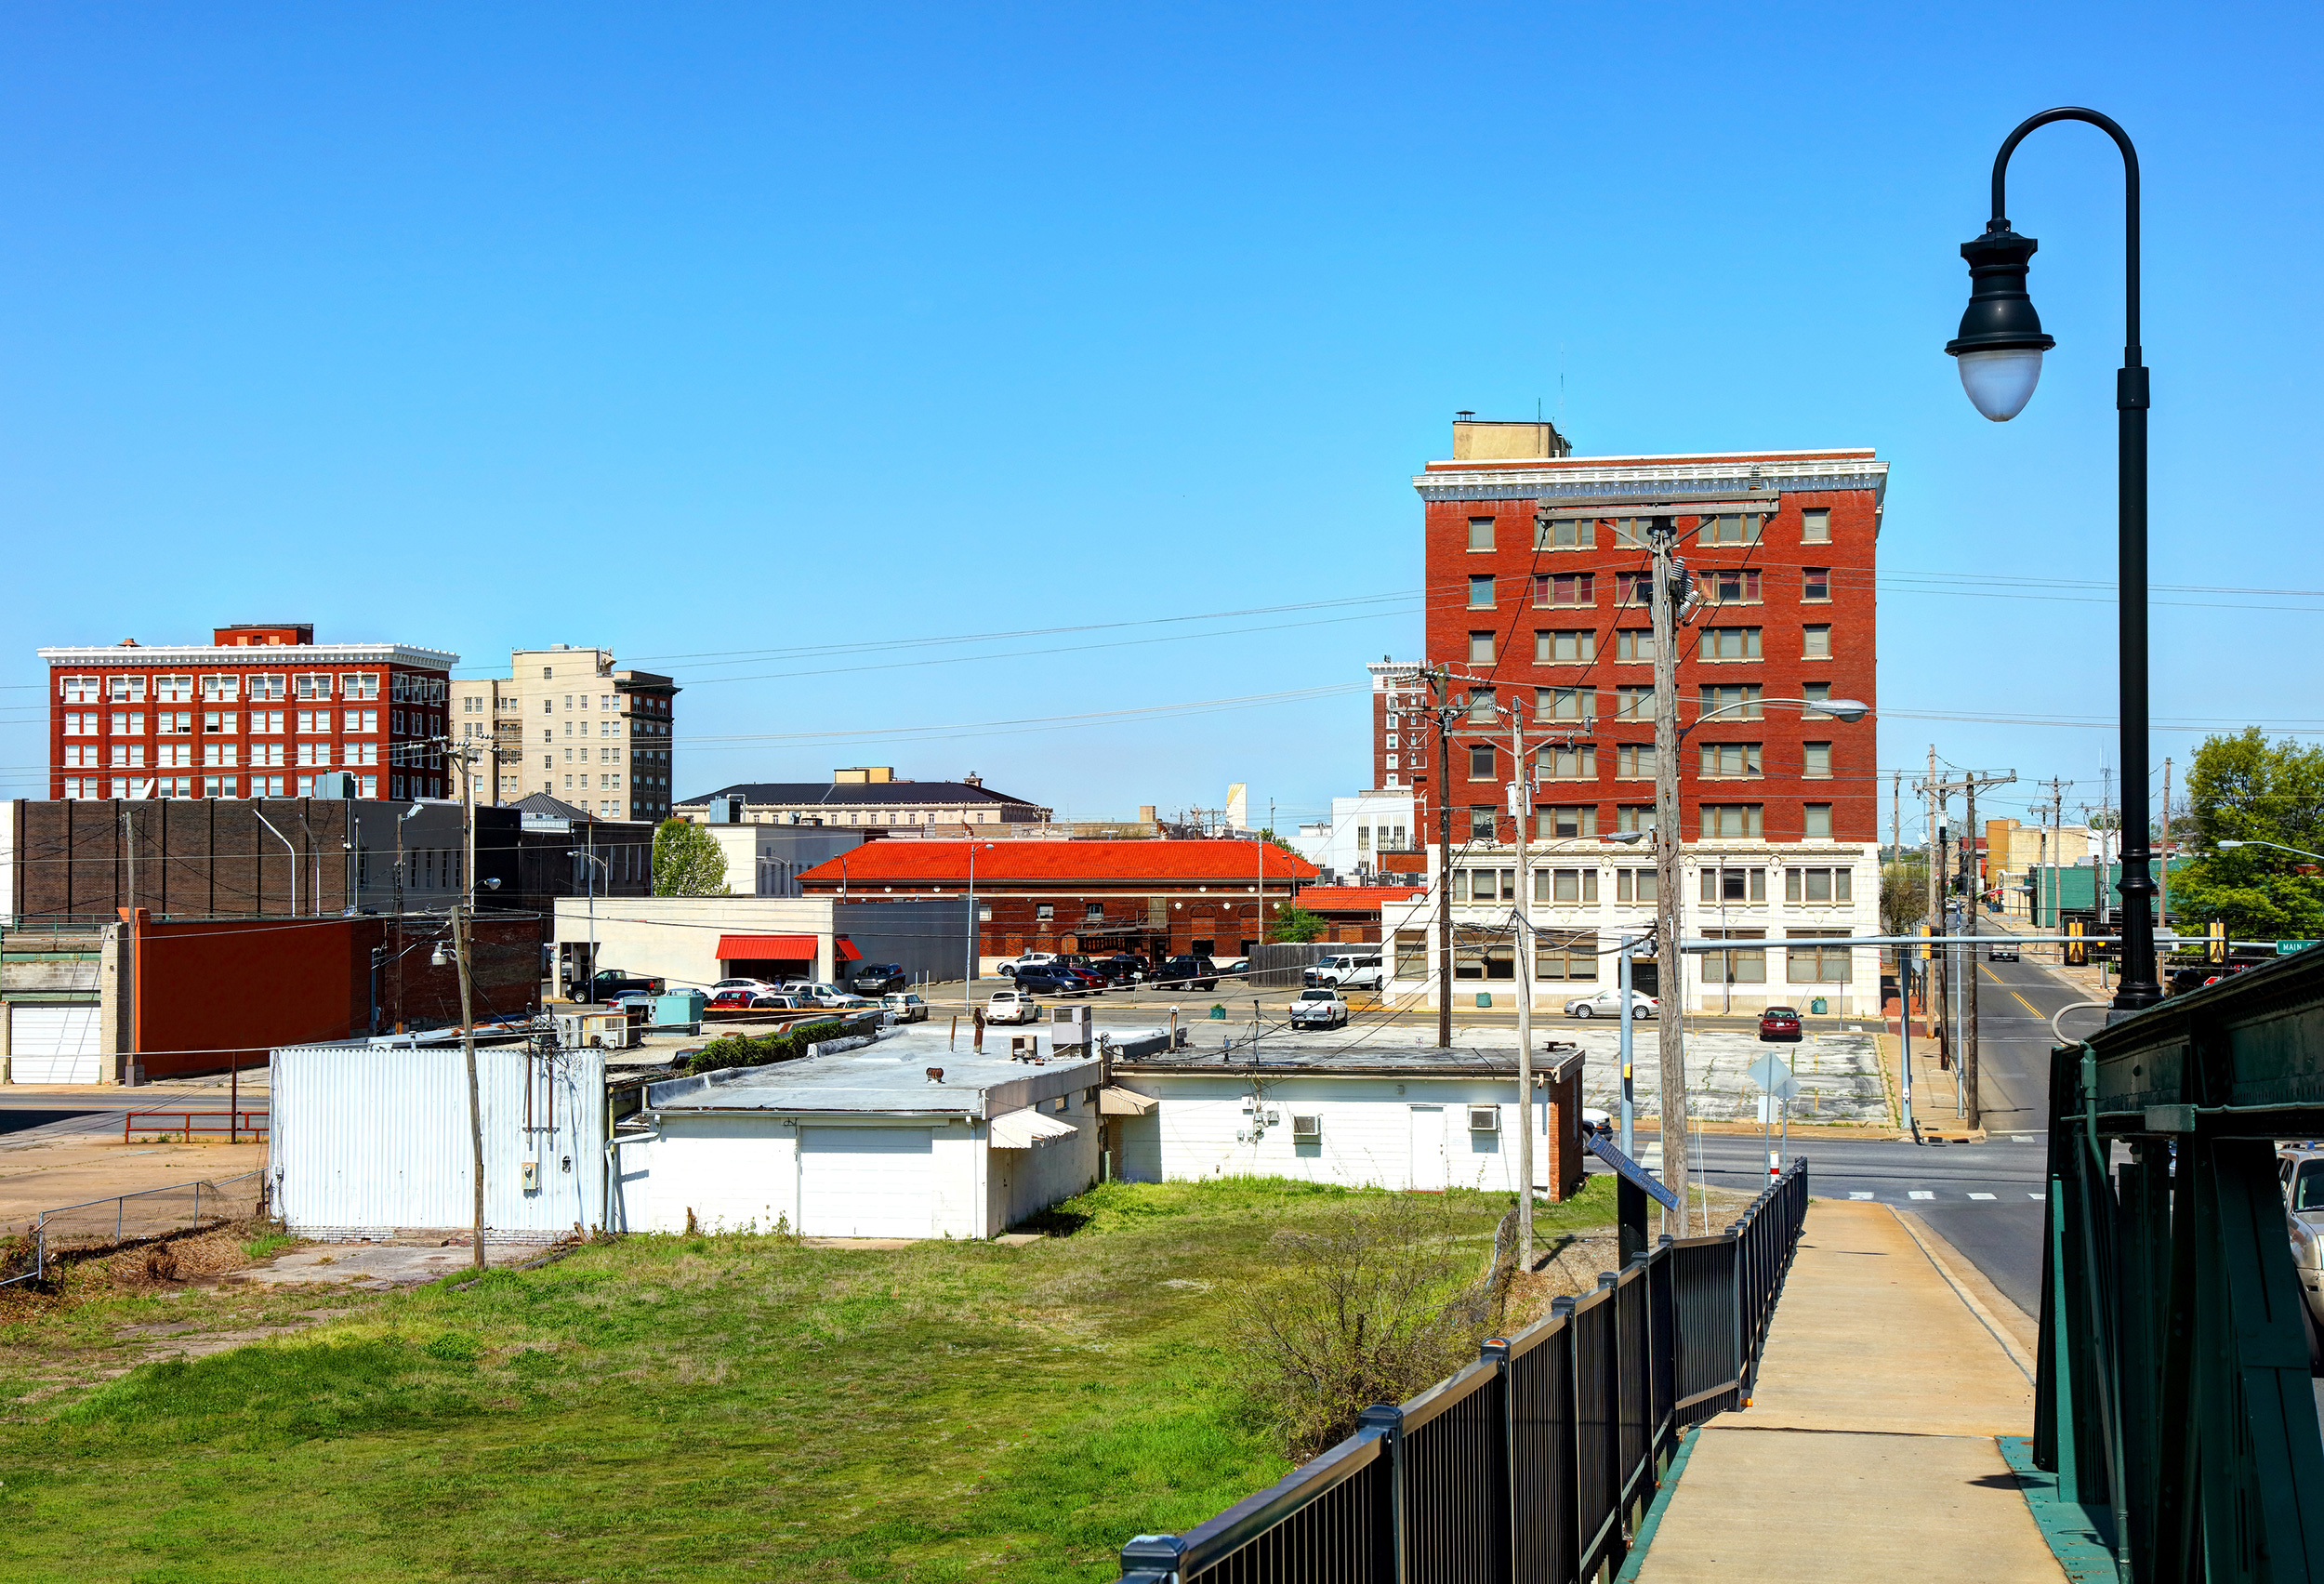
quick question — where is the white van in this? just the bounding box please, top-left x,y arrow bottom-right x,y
1303,953 -> 1384,991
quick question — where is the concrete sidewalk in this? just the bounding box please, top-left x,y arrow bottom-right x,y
1632,1200 -> 2063,1583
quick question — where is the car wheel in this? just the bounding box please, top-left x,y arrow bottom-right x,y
1575,1005 -> 1593,1019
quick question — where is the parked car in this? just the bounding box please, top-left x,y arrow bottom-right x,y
1987,941 -> 2020,963
1580,1107 -> 1611,1141
711,977 -> 784,997
881,992 -> 930,1023
2276,1144 -> 2324,1366
1563,988 -> 1657,1020
1155,955 -> 1221,990
1759,1006 -> 1804,1041
852,962 -> 909,994
826,992 -> 878,1010
1288,988 -> 1350,1029
985,989 -> 1040,1024
1054,964 -> 1109,994
1304,953 -> 1385,991
707,989 -> 784,1010
779,981 -> 855,1008
1015,965 -> 1096,997
609,988 -> 660,1012
1215,957 -> 1251,979
994,951 -> 1060,979
588,970 -> 666,1001
1096,955 -> 1148,986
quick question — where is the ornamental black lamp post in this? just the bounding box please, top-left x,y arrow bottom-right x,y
1945,107 -> 2159,1011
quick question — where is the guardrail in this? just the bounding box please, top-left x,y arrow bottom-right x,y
123,1110 -> 270,1144
1116,1161 -> 1809,1584
1,1169 -> 268,1288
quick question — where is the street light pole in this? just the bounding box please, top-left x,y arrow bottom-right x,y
1947,106 -> 2158,1010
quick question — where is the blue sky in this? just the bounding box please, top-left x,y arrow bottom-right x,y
3,3 -> 2317,838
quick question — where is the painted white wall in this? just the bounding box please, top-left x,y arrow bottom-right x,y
554,894 -> 839,988
984,1090 -> 1103,1234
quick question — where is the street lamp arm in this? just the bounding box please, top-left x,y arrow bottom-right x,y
1991,108 -> 2141,355
2219,838 -> 2324,865
1676,696 -> 1867,741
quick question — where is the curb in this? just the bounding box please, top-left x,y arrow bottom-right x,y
1612,1425 -> 1701,1582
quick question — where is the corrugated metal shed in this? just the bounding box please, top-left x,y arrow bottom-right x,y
271,1037 -> 606,1242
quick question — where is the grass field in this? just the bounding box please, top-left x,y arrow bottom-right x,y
0,1177 -> 1618,1582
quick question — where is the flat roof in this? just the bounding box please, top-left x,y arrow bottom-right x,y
1116,1023 -> 1582,1078
645,1023 -> 1106,1115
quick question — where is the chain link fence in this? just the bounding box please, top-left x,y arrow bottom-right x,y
0,1169 -> 267,1287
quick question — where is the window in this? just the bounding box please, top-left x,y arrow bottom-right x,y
1467,631 -> 1496,664
1538,686 -> 1594,722
109,676 -> 147,703
1454,868 -> 1512,902
1802,567 -> 1831,601
1609,517 -> 1651,547
1616,571 -> 1654,606
342,673 -> 380,700
1616,744 -> 1655,779
1535,573 -> 1595,607
1467,688 -> 1497,723
1802,742 -> 1832,779
1615,867 -> 1657,903
1787,930 -> 1852,983
1535,930 -> 1599,981
1800,681 -> 1833,719
1468,574 -> 1496,609
204,776 -> 236,799
1616,805 -> 1657,834
1085,903 -> 1105,922
257,774 -> 286,796
346,708 -> 376,733
1786,866 -> 1855,904
1454,926 -> 1515,982
1699,804 -> 1763,838
1802,803 -> 1834,839
1698,683 -> 1763,721
61,745 -> 93,768
1615,629 -> 1656,663
1538,866 -> 1598,904
1697,513 -> 1763,546
1699,742 -> 1763,778
251,743 -> 285,766
1536,629 -> 1594,663
1802,625 -> 1832,659
1539,744 -> 1595,780
1616,685 -> 1654,720
294,674 -> 333,701
1706,929 -> 1767,983
63,712 -> 94,736
295,710 -> 326,734
1534,516 -> 1594,550
155,676 -> 193,704
1801,508 -> 1831,544
248,674 -> 284,702
1698,627 -> 1762,661
111,711 -> 145,734
1466,806 -> 1502,842
1394,928 -> 1428,981
203,744 -> 238,767
200,675 -> 240,703
61,676 -> 99,704
1468,516 -> 1495,550
157,711 -> 192,734
1468,744 -> 1496,780
297,743 -> 325,767
252,711 -> 284,734
1539,805 -> 1597,838
1698,568 -> 1762,605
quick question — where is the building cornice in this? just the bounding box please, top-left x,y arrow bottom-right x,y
37,644 -> 459,669
1412,454 -> 1888,508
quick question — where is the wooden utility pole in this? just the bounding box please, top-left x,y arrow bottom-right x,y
1433,667 -> 1456,1049
1923,768 -> 2014,1129
2159,756 -> 2172,944
1649,515 -> 1689,1221
1506,696 -> 1536,1269
455,742 -> 485,1271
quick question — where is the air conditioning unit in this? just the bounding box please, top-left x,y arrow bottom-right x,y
1468,1105 -> 1501,1133
1291,1114 -> 1323,1142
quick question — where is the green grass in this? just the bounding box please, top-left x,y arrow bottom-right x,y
0,1178 -> 1612,1582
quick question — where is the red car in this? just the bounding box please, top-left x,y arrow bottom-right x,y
1758,1006 -> 1802,1041
709,989 -> 782,1010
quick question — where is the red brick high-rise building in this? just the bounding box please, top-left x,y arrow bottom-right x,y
39,622 -> 457,802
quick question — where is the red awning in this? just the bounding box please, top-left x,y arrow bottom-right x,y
715,934 -> 818,960
834,937 -> 863,961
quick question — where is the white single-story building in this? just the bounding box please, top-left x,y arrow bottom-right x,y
614,1023 -> 1157,1239
553,893 -> 973,995
1109,1042 -> 1584,1195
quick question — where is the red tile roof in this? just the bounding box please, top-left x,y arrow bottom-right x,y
795,839 -> 1320,888
1298,886 -> 1428,913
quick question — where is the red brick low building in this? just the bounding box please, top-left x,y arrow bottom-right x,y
794,840 -> 1320,965
1293,885 -> 1427,945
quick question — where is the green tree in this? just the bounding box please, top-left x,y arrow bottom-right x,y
1271,904 -> 1328,944
652,818 -> 729,896
2169,729 -> 2324,940
1880,857 -> 1929,937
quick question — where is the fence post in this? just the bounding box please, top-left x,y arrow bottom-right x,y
1480,1335 -> 1515,1581
1355,1403 -> 1409,1584
1116,1533 -> 1184,1584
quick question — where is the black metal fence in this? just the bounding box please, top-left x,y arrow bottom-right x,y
1117,1162 -> 1810,1584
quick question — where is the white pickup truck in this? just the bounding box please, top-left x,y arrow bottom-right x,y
1287,989 -> 1350,1030
1303,953 -> 1385,991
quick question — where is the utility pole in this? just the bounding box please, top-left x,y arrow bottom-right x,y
2159,756 -> 2172,944
1649,515 -> 1689,1220
1922,768 -> 2014,1129
1507,696 -> 1536,1270
1433,667 -> 1456,1049
453,741 -> 485,1272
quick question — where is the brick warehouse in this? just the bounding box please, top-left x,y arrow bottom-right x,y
1376,418 -> 1886,1014
793,840 -> 1320,966
38,620 -> 456,803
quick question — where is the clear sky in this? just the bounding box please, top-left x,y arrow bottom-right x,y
3,3 -> 2317,839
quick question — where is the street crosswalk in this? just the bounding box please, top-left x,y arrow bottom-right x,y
1853,1190 -> 2043,1202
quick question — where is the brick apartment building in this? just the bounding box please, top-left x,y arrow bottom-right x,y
449,644 -> 680,823
1380,417 -> 1886,1014
38,622 -> 456,803
794,839 -> 1319,967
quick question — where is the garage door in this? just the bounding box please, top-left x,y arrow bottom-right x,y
9,1004 -> 102,1085
798,1127 -> 934,1238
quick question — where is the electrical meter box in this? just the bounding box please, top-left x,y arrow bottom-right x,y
521,1160 -> 541,1193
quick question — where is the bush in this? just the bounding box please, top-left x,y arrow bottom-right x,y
680,1018 -> 852,1076
1232,1195 -> 1500,1458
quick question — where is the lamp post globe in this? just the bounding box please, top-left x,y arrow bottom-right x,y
1945,223 -> 2055,421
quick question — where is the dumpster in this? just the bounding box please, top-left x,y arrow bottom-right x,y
654,989 -> 707,1036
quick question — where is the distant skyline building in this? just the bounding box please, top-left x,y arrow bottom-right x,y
449,644 -> 679,824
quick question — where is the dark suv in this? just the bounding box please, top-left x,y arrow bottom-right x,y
1155,955 -> 1220,990
1015,965 -> 1097,997
852,962 -> 909,994
1096,955 -> 1149,987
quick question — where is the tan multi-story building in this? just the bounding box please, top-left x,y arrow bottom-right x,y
450,644 -> 679,822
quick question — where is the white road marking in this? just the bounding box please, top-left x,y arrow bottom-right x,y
1909,1190 -> 1934,1200
1849,1191 -> 1875,1200
1968,1192 -> 1998,1200
2029,1192 -> 2046,1200
2012,1135 -> 2037,1143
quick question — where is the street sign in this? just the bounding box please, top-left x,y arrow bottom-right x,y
1584,1133 -> 1680,1211
1746,1053 -> 1802,1102
2277,940 -> 2318,956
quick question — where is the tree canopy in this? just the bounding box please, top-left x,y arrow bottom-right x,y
2167,729 -> 2324,940
653,818 -> 730,897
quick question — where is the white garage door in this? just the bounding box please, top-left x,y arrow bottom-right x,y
9,1004 -> 103,1085
799,1128 -> 934,1237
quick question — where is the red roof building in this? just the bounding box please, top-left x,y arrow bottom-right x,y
1294,885 -> 1428,945
795,839 -> 1320,966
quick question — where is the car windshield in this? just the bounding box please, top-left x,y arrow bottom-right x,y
1301,991 -> 1334,1002
1765,1008 -> 1797,1017
2297,1160 -> 2324,1212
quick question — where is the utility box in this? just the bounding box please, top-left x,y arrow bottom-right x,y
1049,1003 -> 1093,1054
554,1005 -> 632,1050
1541,1046 -> 1588,1203
654,990 -> 707,1036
